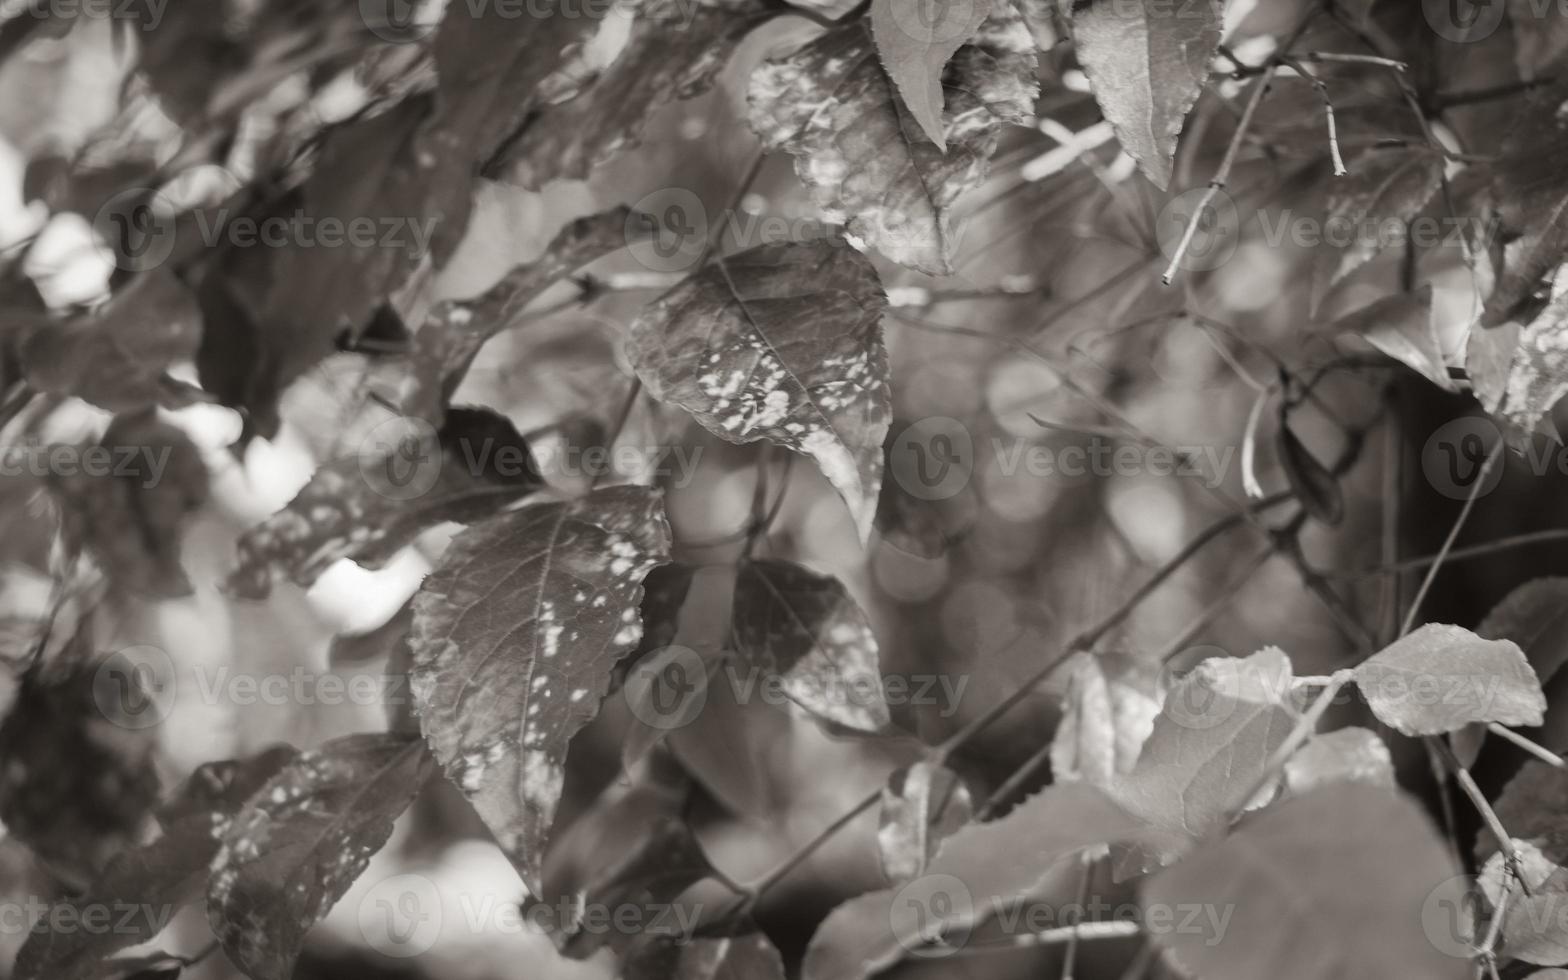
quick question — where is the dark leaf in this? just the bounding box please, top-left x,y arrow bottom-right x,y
13,747 -> 296,980
1276,419 -> 1343,525
1456,578 -> 1568,765
877,759 -> 973,884
732,558 -> 889,733
748,5 -> 1037,273
409,485 -> 672,891
207,733 -> 435,980
1481,80 -> 1568,326
803,783 -> 1151,980
21,271 -> 202,414
621,932 -> 789,980
1353,623 -> 1545,736
503,0 -> 777,187
50,413 -> 209,598
1071,0 -> 1221,190
870,0 -> 993,149
1311,149 -> 1444,307
1142,784 -> 1469,980
628,240 -> 890,541
1103,647 -> 1298,877
1321,285 -> 1456,392
228,406 -> 543,598
1481,760 -> 1568,865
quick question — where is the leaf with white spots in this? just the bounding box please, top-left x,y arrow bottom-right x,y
228,407 -> 543,599
731,558 -> 890,733
13,747 -> 296,980
877,759 -> 973,884
1352,623 -> 1546,736
1490,267 -> 1568,434
628,241 -> 891,542
408,485 -> 673,892
747,4 -> 1037,274
206,734 -> 435,980
1049,651 -> 1162,788
1070,0 -> 1222,190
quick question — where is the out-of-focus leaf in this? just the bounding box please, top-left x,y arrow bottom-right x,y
1276,419 -> 1343,525
748,5 -> 1037,274
1481,760 -> 1568,865
13,747 -> 296,980
401,206 -> 649,426
1142,784 -> 1470,980
207,733 -> 435,980
1311,149 -> 1444,306
1455,578 -> 1568,765
228,407 -> 542,598
877,759 -> 973,884
869,0 -> 993,149
1283,726 -> 1394,795
622,932 -> 789,980
329,602 -> 414,668
1353,624 -> 1545,736
49,413 -> 209,598
1469,319 -> 1520,413
803,783 -> 1151,980
409,486 -> 671,891
504,0 -> 776,186
1479,840 -> 1568,966
731,558 -> 889,733
21,271 -> 201,413
1481,80 -> 1568,327
1070,0 -> 1221,190
628,240 -> 890,541
1049,651 -> 1161,788
1511,0 -> 1568,79
1103,647 -> 1298,877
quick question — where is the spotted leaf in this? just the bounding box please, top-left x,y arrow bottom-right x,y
877,759 -> 973,884
408,485 -> 672,892
628,240 -> 890,541
13,746 -> 295,980
1071,0 -> 1222,190
206,734 -> 435,980
502,0 -> 776,187
747,4 -> 1037,274
1488,266 -> 1568,435
1049,651 -> 1162,788
732,558 -> 889,733
228,407 -> 543,599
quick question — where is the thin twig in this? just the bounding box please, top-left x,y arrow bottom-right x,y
1399,440 -> 1503,636
1486,723 -> 1567,768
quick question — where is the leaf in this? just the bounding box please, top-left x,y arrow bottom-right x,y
402,206 -> 649,426
621,932 -> 789,980
49,413 -> 209,598
747,4 -> 1037,274
870,0 -> 993,150
1455,578 -> 1568,765
1048,651 -> 1161,788
731,558 -> 890,732
1481,79 -> 1568,326
803,783 -> 1151,980
1311,149 -> 1445,307
542,754 -> 712,958
877,759 -> 974,884
1102,647 -> 1298,876
207,733 -> 435,980
228,407 -> 543,599
1322,286 -> 1456,392
628,240 -> 891,541
1510,0 -> 1568,79
503,0 -> 777,187
13,746 -> 296,980
1352,623 -> 1546,736
1470,319 -> 1521,413
1276,419 -> 1343,525
1492,270 -> 1568,433
409,485 -> 672,891
1283,726 -> 1394,795
1070,0 -> 1222,190
20,270 -> 201,413
1479,840 -> 1568,966
1482,760 -> 1568,865
1141,783 -> 1470,980
330,602 -> 415,668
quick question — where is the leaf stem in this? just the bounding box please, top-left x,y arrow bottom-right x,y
1399,439 -> 1503,636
